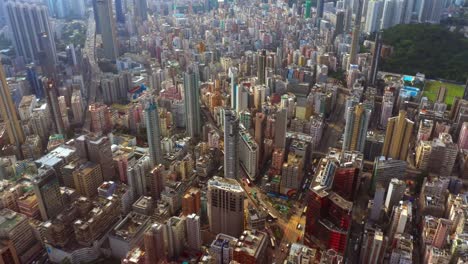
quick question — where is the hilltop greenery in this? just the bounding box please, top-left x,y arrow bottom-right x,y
381,24 -> 468,82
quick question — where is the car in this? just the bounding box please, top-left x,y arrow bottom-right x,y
281,248 -> 284,252
297,224 -> 302,230
286,243 -> 291,248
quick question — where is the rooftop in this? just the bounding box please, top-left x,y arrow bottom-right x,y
208,176 -> 243,192
0,209 -> 24,231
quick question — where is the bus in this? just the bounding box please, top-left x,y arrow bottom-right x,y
245,178 -> 252,186
302,206 -> 308,216
268,212 -> 278,221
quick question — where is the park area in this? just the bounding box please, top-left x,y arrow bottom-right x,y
422,80 -> 465,106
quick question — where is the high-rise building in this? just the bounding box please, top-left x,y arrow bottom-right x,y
380,0 -> 406,29
359,227 -> 387,264
415,140 -> 432,170
209,233 -> 238,264
229,67 -> 238,110
233,230 -> 268,264
71,90 -> 84,123
224,110 -> 240,179
149,164 -> 165,200
432,218 -> 452,248
368,32 -> 382,85
5,2 -> 56,62
458,122 -> 468,150
43,78 -> 65,136
144,223 -> 165,264
372,156 -> 407,190
417,119 -> 434,141
418,0 -> 444,23
186,214 -> 202,250
382,110 -> 414,161
73,162 -> 104,198
143,96 -> 163,167
96,0 -> 118,60
76,135 -> 116,181
88,103 -> 111,135
134,0 -> 148,21
274,108 -> 288,149
257,50 -> 266,84
182,187 -> 201,216
0,63 -> 25,148
388,201 -> 411,241
165,216 -> 186,259
184,68 -> 202,138
364,132 -> 385,161
349,0 -> 363,67
370,185 -> 385,221
364,0 -> 383,34
342,104 -> 371,152
385,178 -> 406,211
32,167 -> 64,220
115,0 -> 125,23
239,128 -> 259,180
0,209 -> 39,264
207,176 -> 244,237
427,133 -> 458,176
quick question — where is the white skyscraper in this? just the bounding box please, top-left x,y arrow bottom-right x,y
186,214 -> 202,250
365,0 -> 384,34
385,178 -> 406,210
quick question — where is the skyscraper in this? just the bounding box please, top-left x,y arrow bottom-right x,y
418,0 -> 444,23
184,68 -> 202,138
149,164 -> 165,200
382,110 -> 414,161
360,227 -> 387,264
186,214 -> 202,250
368,32 -> 382,85
388,201 -> 411,241
115,0 -> 125,23
257,50 -> 266,85
0,63 -> 25,147
316,0 -> 325,26
96,0 -> 119,60
207,176 -> 245,237
385,178 -> 406,211
343,104 -> 372,152
224,110 -> 240,179
143,96 -> 163,167
134,0 -> 148,21
32,167 -> 64,220
43,78 -> 65,136
165,216 -> 186,259
144,223 -> 165,263
349,0 -> 363,67
274,108 -> 288,149
364,0 -> 383,34
381,0 -> 404,30
5,2 -> 56,62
